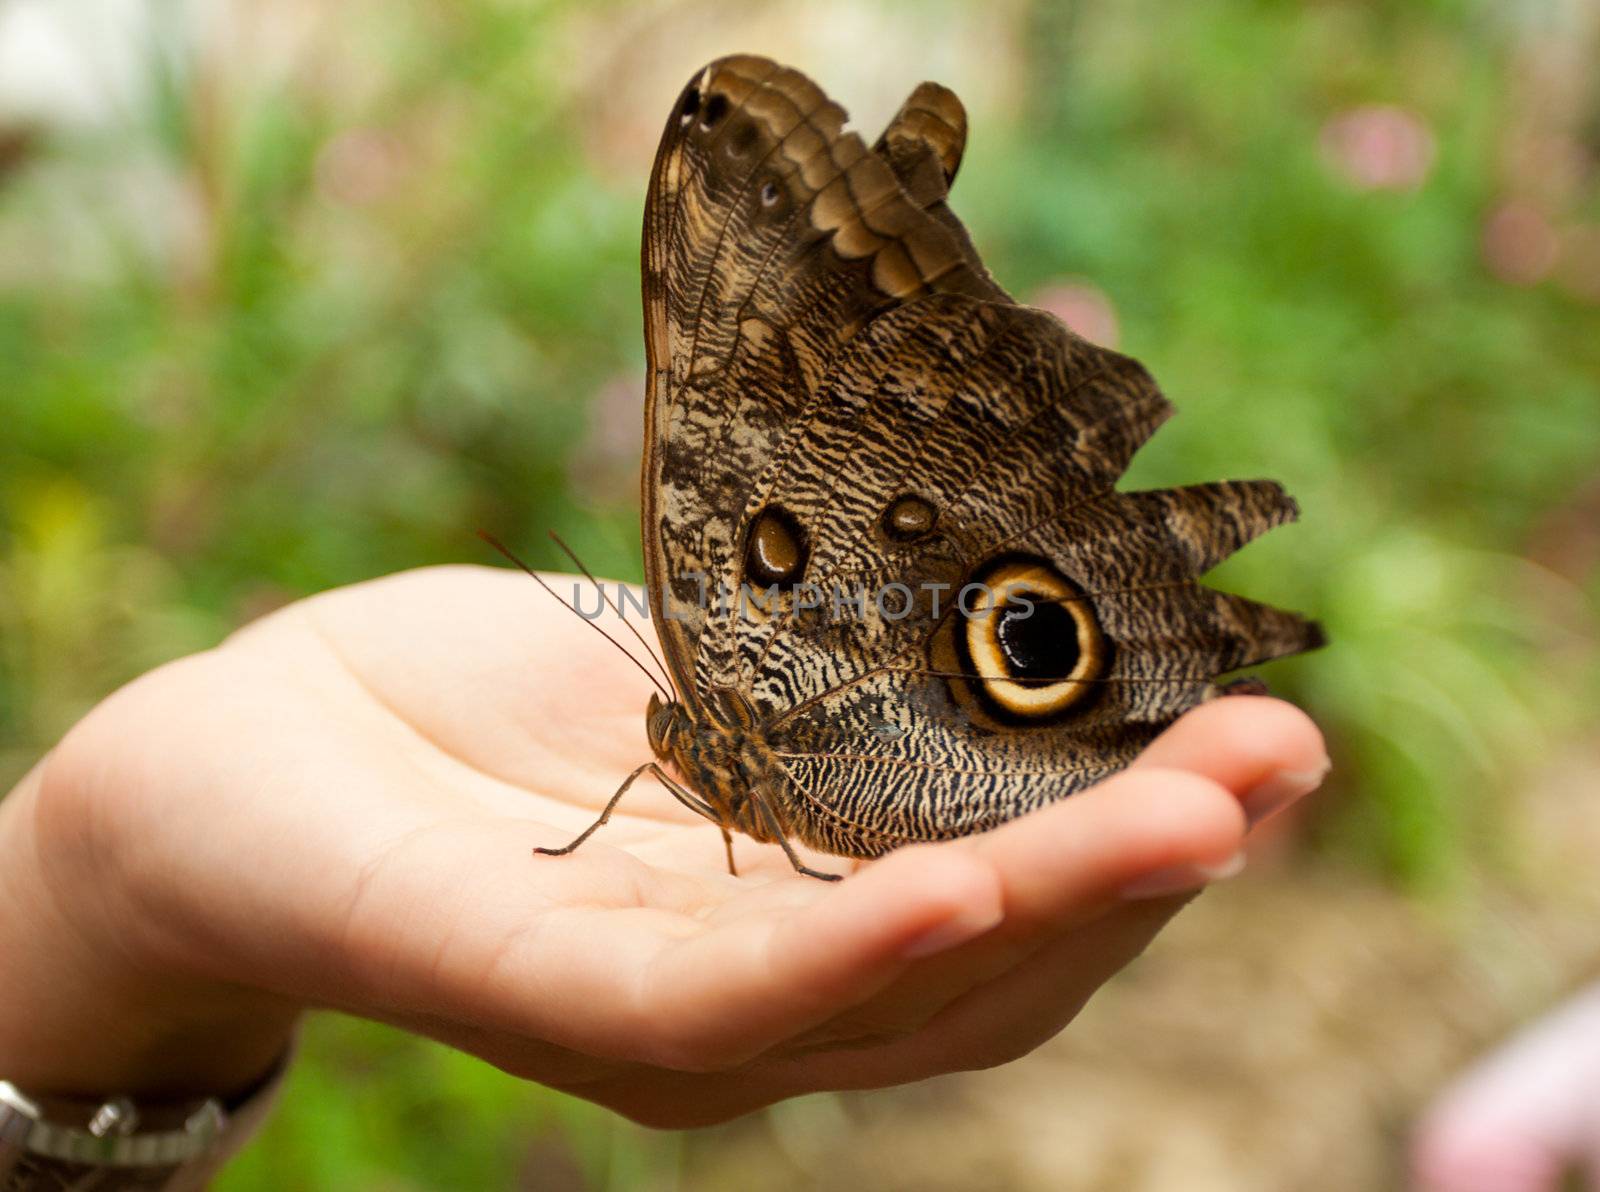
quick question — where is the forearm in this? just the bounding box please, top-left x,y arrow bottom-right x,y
0,761 -> 297,1099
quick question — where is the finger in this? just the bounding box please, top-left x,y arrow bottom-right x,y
891,897 -> 1186,1078
587,897 -> 1191,1124
631,844 -> 1005,1071
792,896 -> 1187,1090
783,768 -> 1244,1049
968,765 -> 1246,931
1131,695 -> 1330,825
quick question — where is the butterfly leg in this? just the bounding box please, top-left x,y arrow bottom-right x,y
536,761 -> 764,879
646,765 -> 741,877
649,764 -> 726,822
751,791 -> 843,883
534,761 -> 655,858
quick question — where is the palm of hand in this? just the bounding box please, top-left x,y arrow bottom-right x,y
44,564 -> 1324,1126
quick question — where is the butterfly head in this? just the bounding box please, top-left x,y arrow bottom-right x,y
645,691 -> 687,759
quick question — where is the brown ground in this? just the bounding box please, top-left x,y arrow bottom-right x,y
678,745 -> 1600,1191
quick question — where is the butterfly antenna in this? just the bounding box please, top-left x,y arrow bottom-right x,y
546,529 -> 678,698
477,530 -> 673,701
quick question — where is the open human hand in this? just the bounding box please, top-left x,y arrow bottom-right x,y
0,564 -> 1327,1127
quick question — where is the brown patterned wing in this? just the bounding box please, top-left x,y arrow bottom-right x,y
640,56 -> 1004,709
640,57 -> 1322,857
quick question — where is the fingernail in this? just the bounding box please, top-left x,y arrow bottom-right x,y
901,905 -> 1004,959
1242,758 -> 1331,827
1119,850 -> 1246,900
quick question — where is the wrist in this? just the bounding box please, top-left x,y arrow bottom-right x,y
0,761 -> 299,1099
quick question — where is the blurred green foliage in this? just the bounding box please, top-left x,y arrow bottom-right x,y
2,0 -> 1596,1187
984,1 -> 1600,879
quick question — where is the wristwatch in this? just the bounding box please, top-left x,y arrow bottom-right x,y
0,1054 -> 288,1192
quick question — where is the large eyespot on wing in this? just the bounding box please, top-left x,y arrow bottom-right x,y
931,554 -> 1112,728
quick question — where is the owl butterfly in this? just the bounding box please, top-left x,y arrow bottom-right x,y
544,55 -> 1324,881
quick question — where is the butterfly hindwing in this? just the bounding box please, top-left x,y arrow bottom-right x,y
698,296 -> 1314,853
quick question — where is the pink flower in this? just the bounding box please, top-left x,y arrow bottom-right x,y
1319,104 -> 1436,192
1032,280 -> 1120,348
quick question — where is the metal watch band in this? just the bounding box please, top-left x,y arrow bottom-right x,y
0,1051 -> 289,1192
0,1083 -> 224,1166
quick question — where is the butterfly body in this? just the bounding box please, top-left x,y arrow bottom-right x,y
561,55 -> 1325,877
647,691 -> 766,838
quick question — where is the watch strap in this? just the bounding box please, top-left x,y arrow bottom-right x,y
0,1050 -> 289,1191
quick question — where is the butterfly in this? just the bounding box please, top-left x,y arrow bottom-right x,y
540,55 -> 1324,881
